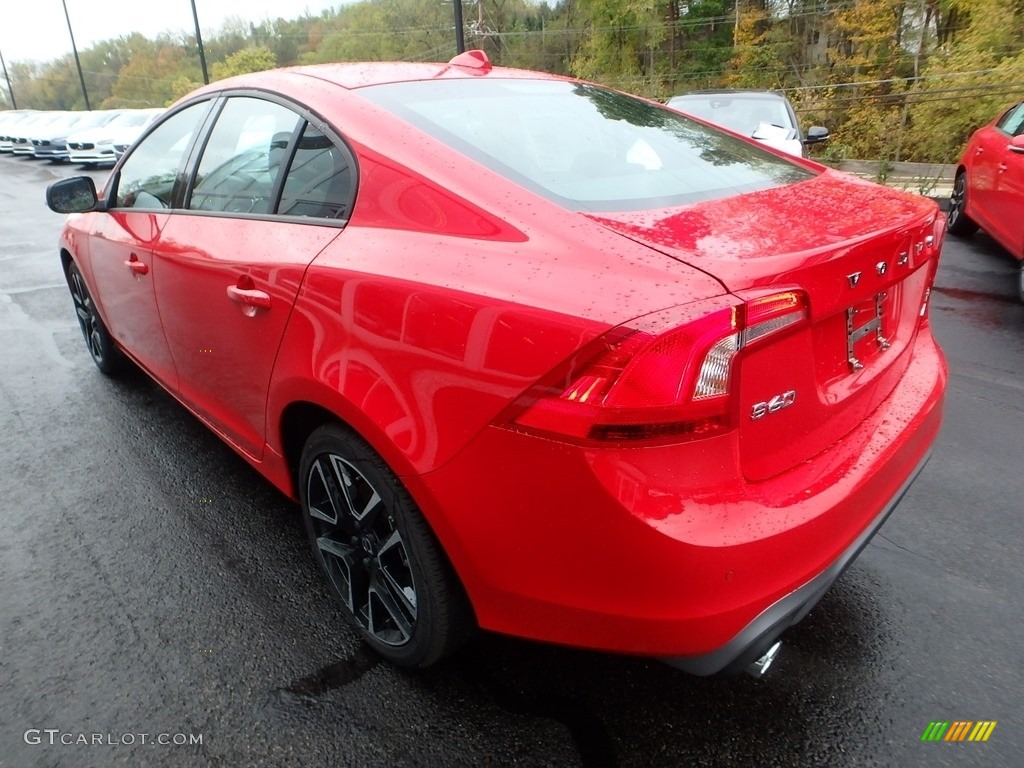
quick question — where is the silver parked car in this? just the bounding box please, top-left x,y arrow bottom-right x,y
667,90 -> 828,157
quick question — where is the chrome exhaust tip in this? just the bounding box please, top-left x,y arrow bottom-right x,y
745,640 -> 782,679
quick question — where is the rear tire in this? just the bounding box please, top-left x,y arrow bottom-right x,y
1017,261 -> 1024,304
66,261 -> 124,376
299,424 -> 474,667
947,170 -> 979,237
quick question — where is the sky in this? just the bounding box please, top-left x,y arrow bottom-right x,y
0,1 -> 343,64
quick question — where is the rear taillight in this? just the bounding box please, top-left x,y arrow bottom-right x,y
509,291 -> 809,444
919,214 -> 946,323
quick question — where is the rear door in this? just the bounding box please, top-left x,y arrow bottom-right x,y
152,95 -> 355,458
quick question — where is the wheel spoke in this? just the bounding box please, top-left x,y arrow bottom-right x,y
89,329 -> 103,360
377,529 -> 417,615
367,565 -> 414,645
306,457 -> 343,525
330,456 -> 382,523
316,530 -> 363,613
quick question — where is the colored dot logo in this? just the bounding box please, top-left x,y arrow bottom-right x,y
921,721 -> 997,742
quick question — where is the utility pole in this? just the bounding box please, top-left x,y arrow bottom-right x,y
61,0 -> 91,109
454,1 -> 465,54
0,47 -> 16,109
190,0 -> 210,84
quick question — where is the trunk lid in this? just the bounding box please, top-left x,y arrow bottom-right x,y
584,170 -> 943,481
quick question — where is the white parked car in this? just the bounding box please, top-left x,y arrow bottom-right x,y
33,110 -> 123,163
667,90 -> 828,157
6,112 -> 66,154
67,108 -> 164,166
0,110 -> 39,149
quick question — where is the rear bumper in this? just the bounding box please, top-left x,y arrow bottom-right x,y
661,450 -> 929,675
411,329 -> 946,669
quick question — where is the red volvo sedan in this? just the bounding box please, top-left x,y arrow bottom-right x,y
948,99 -> 1024,302
46,51 -> 947,676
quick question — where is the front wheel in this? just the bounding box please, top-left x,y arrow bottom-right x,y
1018,261 -> 1024,304
299,424 -> 473,667
947,170 -> 979,237
66,261 -> 123,375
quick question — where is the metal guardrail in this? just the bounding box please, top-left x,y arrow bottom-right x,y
836,160 -> 955,180
829,160 -> 954,207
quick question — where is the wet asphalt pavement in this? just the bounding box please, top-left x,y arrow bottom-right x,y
0,155 -> 1021,768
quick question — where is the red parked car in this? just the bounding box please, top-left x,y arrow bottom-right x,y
46,51 -> 947,676
948,100 -> 1024,301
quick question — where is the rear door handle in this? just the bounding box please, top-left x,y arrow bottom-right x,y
227,285 -> 271,313
124,253 -> 149,276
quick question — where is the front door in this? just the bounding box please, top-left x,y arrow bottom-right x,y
152,97 -> 355,458
88,101 -> 215,387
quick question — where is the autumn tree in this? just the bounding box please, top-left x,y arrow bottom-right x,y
904,0 -> 1024,161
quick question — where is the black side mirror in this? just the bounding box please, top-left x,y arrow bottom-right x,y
46,176 -> 100,214
804,126 -> 830,145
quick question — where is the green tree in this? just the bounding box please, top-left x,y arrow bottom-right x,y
211,46 -> 277,80
572,0 -> 668,95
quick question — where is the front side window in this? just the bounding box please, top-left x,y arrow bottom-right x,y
114,102 -> 211,209
995,103 -> 1024,137
188,97 -> 301,214
362,80 -> 814,213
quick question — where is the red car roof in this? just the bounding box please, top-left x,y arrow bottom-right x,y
271,51 -> 564,91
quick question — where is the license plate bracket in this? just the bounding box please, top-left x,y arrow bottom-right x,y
846,292 -> 890,371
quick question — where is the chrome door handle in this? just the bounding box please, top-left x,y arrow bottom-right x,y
124,254 -> 149,275
226,285 -> 271,313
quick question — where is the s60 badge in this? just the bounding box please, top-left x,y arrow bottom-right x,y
751,391 -> 797,420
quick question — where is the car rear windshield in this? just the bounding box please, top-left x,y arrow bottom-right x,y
361,79 -> 815,212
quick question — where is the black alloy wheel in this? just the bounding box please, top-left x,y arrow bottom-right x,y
947,170 -> 979,237
66,262 -> 123,375
299,424 -> 473,667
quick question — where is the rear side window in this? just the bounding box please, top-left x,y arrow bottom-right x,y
115,102 -> 211,209
188,97 -> 301,214
362,79 -> 814,213
278,124 -> 354,219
